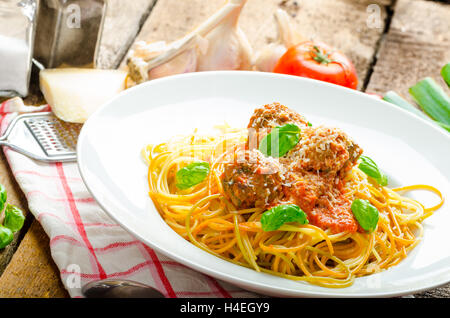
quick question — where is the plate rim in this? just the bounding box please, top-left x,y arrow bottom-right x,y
77,71 -> 450,297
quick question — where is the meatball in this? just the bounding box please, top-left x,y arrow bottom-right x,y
221,149 -> 284,209
248,102 -> 308,130
283,126 -> 362,175
247,102 -> 309,149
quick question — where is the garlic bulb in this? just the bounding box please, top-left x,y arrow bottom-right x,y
254,43 -> 286,73
148,49 -> 198,79
197,0 -> 252,71
254,9 -> 303,72
127,35 -> 201,83
130,40 -> 199,80
127,0 -> 252,84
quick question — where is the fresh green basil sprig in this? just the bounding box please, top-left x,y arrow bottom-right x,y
0,184 -> 6,213
358,155 -> 388,186
0,226 -> 13,249
259,124 -> 301,158
260,204 -> 308,231
0,183 -> 25,249
176,162 -> 210,190
351,199 -> 379,232
4,204 -> 25,232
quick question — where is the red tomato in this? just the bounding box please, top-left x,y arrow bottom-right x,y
273,41 -> 358,89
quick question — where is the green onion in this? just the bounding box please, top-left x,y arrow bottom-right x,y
409,77 -> 450,126
437,121 -> 450,133
383,91 -> 428,120
383,90 -> 449,133
442,63 -> 450,87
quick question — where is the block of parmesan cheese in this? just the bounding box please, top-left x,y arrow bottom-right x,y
40,68 -> 128,123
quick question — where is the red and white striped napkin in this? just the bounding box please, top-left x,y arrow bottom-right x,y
0,97 -> 257,298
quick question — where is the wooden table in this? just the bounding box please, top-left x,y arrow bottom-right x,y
0,0 -> 448,298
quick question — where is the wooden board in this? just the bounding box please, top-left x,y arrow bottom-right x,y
0,0 -> 157,298
0,151 -> 31,276
0,0 -> 449,298
96,0 -> 158,69
123,0 -> 392,88
364,0 -> 450,297
0,220 -> 68,298
239,0 -> 390,88
366,0 -> 450,99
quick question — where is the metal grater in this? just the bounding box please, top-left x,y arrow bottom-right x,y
0,112 -> 81,162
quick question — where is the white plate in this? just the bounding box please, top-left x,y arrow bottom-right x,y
77,71 -> 450,297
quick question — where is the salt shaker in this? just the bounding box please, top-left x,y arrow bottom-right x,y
0,0 -> 38,97
33,0 -> 107,69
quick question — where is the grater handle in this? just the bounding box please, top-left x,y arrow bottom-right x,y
0,139 -> 77,162
0,112 -> 78,163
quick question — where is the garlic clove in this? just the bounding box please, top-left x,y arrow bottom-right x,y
254,43 -> 287,72
197,0 -> 252,71
132,40 -> 168,60
149,47 -> 197,79
275,9 -> 303,49
236,27 -> 254,71
254,9 -> 304,72
127,0 -> 252,83
196,25 -> 253,71
127,33 -> 199,83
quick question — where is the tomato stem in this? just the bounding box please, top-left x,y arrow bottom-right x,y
311,45 -> 334,65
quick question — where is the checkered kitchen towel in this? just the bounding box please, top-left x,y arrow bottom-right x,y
0,97 -> 257,298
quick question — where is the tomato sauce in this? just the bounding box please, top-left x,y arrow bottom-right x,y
308,195 -> 358,233
283,172 -> 358,234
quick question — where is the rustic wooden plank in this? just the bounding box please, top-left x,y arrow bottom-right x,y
365,0 -> 450,297
121,0 -> 450,298
0,1 -> 159,298
0,151 -> 32,275
0,220 -> 69,298
242,0 -> 390,88
96,0 -> 158,69
366,0 -> 450,100
122,0 -> 391,89
1,0 -> 157,105
1,0 -> 446,299
128,0 -> 224,45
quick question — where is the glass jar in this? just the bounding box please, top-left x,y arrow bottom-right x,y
0,0 -> 38,97
33,0 -> 107,69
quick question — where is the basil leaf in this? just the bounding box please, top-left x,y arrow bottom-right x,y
358,155 -> 388,186
260,204 -> 308,231
351,199 -> 379,232
4,204 -> 25,232
176,162 -> 210,190
259,124 -> 301,158
0,225 -> 13,249
0,184 -> 6,213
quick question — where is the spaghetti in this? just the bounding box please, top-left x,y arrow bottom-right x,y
142,107 -> 444,288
